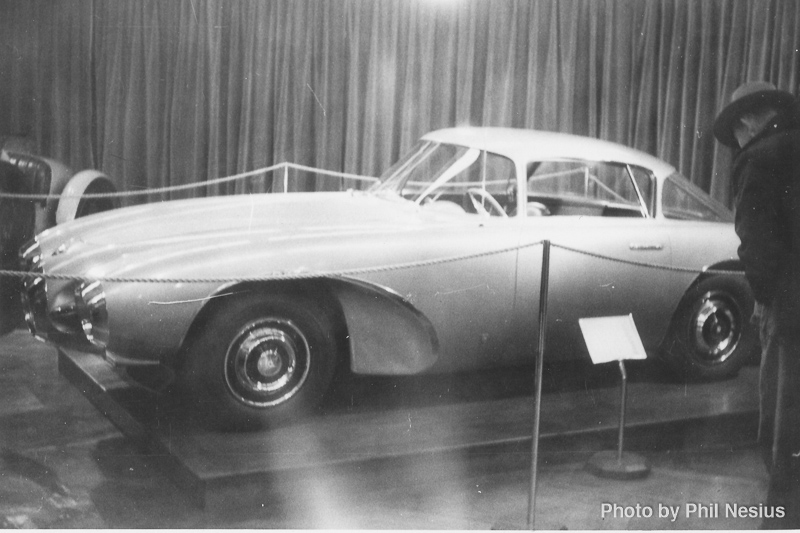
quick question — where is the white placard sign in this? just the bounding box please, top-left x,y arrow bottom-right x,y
578,314 -> 648,365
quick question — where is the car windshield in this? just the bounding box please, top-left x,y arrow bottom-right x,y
371,141 -> 517,215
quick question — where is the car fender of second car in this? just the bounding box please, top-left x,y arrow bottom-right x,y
2,141 -> 119,233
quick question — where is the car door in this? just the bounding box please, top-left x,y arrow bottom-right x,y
366,147 -> 521,372
507,160 -> 676,363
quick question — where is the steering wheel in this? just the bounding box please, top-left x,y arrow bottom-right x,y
466,188 -> 507,217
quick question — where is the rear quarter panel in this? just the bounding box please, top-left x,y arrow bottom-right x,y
511,218 -> 734,362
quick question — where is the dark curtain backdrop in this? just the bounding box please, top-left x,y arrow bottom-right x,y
1,0 -> 799,206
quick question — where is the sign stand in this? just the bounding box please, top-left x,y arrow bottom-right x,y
579,315 -> 651,480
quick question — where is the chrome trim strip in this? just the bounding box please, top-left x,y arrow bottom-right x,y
629,243 -> 664,251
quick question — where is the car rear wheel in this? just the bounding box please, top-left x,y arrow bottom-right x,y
664,276 -> 757,380
177,293 -> 338,430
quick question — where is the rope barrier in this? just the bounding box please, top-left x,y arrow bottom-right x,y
282,162 -> 380,184
0,162 -> 379,201
549,243 -> 745,276
0,158 -> 743,282
0,238 -> 743,284
1,240 -> 543,284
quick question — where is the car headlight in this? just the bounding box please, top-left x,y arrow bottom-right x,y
49,284 -> 82,336
75,280 -> 109,349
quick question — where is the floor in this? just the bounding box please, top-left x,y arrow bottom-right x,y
0,328 -> 770,529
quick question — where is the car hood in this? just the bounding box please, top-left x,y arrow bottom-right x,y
35,191 -> 474,279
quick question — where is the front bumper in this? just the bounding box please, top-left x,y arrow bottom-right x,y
19,238 -> 110,350
19,239 -> 51,341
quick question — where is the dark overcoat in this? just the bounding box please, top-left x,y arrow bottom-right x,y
733,115 -> 800,337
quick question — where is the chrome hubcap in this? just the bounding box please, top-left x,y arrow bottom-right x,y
257,348 -> 283,378
692,291 -> 740,364
225,318 -> 310,407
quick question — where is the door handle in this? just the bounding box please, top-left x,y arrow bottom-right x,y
629,243 -> 664,251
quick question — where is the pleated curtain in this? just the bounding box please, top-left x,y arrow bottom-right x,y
1,0 -> 798,207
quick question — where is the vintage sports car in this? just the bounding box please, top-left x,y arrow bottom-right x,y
17,128 -> 755,429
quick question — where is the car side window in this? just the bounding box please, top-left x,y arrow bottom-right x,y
662,173 -> 733,222
526,160 -> 647,217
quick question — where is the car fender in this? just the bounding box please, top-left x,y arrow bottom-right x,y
178,278 -> 439,376
328,277 -> 440,375
660,258 -> 747,345
55,170 -> 119,225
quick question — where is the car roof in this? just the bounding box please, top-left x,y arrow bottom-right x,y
422,127 -> 676,177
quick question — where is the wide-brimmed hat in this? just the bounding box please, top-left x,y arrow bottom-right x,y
713,81 -> 795,148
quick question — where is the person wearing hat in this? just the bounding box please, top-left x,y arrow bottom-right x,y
714,81 -> 800,528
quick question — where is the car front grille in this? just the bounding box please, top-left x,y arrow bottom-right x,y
19,239 -> 50,341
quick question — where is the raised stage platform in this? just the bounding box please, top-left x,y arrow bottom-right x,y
58,347 -> 759,510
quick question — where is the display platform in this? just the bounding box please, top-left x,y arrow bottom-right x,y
58,347 -> 759,510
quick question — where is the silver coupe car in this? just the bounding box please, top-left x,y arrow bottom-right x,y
17,127 -> 755,429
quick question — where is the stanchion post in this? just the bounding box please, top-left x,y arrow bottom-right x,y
527,239 -> 550,530
283,165 -> 289,193
617,360 -> 627,462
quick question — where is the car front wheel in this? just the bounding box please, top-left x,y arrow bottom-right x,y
664,276 -> 758,380
178,293 -> 338,430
